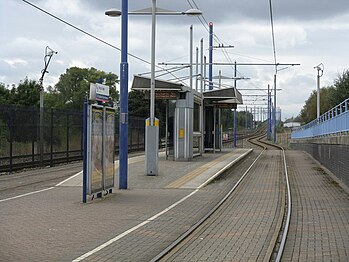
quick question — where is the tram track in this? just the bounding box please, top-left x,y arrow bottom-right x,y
151,134 -> 291,262
0,162 -> 82,193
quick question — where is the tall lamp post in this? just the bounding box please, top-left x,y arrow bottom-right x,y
106,2 -> 128,189
39,46 -> 57,166
106,3 -> 201,178
314,63 -> 324,119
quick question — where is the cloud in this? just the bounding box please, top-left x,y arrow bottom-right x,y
1,0 -> 349,120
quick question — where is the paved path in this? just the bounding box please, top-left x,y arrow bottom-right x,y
283,150 -> 349,261
161,150 -> 283,262
0,149 -> 252,262
1,148 -> 348,261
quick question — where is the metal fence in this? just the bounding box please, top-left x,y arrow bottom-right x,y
0,105 -> 146,173
291,143 -> 349,188
291,98 -> 349,139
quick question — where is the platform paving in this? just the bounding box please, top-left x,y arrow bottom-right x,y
161,149 -> 284,261
283,150 -> 349,261
1,147 -> 348,261
0,148 -> 251,262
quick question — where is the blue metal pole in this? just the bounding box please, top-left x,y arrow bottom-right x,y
245,105 -> 248,130
273,74 -> 277,143
233,61 -> 237,148
267,85 -> 270,140
82,97 -> 88,203
233,109 -> 237,147
208,22 -> 213,90
269,99 -> 272,140
119,0 -> 128,189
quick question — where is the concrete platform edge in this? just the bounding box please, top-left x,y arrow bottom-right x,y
198,148 -> 253,189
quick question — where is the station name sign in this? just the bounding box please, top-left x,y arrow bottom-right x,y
90,83 -> 110,102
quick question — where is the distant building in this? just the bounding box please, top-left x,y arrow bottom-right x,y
284,122 -> 301,128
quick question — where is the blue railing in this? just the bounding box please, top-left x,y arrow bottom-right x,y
291,98 -> 349,139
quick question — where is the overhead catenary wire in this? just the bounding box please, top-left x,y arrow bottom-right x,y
185,0 -> 250,84
268,0 -> 278,74
20,0 -> 188,85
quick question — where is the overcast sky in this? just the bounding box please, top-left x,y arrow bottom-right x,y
1,0 -> 349,120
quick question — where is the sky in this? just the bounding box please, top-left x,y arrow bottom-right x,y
1,0 -> 349,120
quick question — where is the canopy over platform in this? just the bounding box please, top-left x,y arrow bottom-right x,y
132,75 -> 185,91
203,87 -> 243,109
131,75 -> 202,100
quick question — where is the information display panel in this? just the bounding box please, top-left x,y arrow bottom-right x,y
90,106 -> 103,193
104,108 -> 115,189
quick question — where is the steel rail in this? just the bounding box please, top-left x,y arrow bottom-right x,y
150,136 -> 266,261
151,134 -> 291,261
256,138 -> 292,261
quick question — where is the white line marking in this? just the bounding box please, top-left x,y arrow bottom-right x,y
55,171 -> 83,186
197,149 -> 252,189
72,150 -> 252,261
0,154 -> 145,203
72,189 -> 199,262
0,171 -> 83,203
0,187 -> 55,203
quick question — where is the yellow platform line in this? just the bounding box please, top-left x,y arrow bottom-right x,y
114,157 -> 144,169
166,153 -> 233,189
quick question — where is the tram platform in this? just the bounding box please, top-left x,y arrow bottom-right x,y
0,148 -> 252,261
1,147 -> 348,261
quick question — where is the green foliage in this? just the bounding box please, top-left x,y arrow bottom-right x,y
12,78 -> 41,106
128,90 -> 149,117
329,70 -> 349,107
0,78 -> 40,106
0,83 -> 10,104
221,109 -> 252,131
49,67 -> 119,110
299,69 -> 349,123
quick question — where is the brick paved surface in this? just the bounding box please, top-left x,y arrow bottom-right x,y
161,150 -> 283,261
1,147 -> 347,262
283,150 -> 349,261
0,161 -> 82,199
0,149 -> 252,262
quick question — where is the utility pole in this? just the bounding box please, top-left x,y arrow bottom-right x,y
233,61 -> 237,148
208,22 -> 213,90
314,63 -> 324,119
267,84 -> 271,140
38,46 -> 57,166
273,74 -> 277,143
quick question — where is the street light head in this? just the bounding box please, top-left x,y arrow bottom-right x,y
105,9 -> 122,17
184,8 -> 202,16
314,62 -> 324,71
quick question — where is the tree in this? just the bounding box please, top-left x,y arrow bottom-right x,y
329,70 -> 349,107
298,69 -> 349,123
128,90 -> 149,118
0,83 -> 10,105
221,109 -> 252,131
51,67 -> 119,110
8,78 -> 40,106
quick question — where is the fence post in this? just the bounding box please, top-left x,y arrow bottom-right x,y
9,105 -> 13,173
80,112 -> 83,158
66,113 -> 69,163
137,120 -> 140,151
32,107 -> 35,164
50,108 -> 53,167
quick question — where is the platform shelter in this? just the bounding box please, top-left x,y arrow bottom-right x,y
131,75 -> 243,161
203,87 -> 243,152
